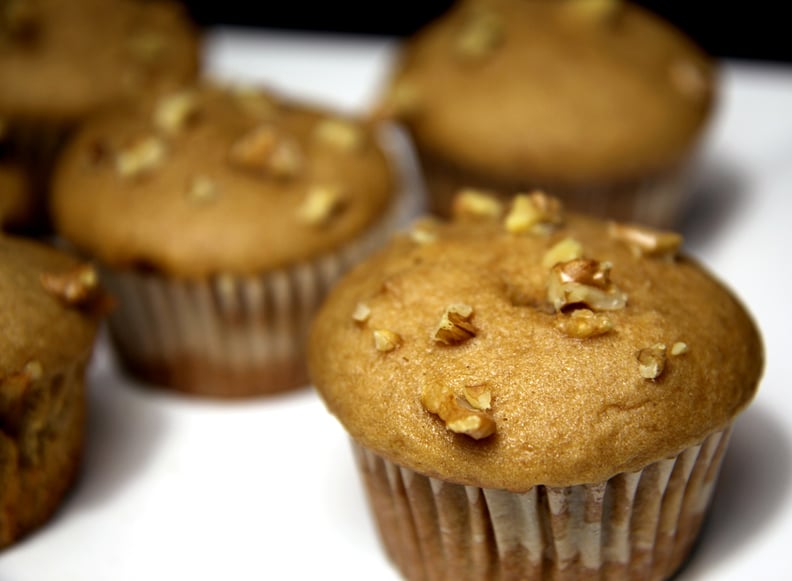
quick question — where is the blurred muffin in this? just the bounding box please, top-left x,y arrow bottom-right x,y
0,235 -> 102,548
51,83 -> 412,397
374,0 -> 715,227
0,0 -> 200,228
309,191 -> 762,579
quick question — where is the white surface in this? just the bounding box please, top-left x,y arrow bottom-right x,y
2,28 -> 792,580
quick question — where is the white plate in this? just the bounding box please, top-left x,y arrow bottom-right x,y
2,28 -> 791,580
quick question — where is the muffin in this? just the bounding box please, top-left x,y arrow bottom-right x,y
0,235 -> 103,548
0,0 -> 200,227
51,83 -> 413,397
308,191 -> 763,579
374,0 -> 715,227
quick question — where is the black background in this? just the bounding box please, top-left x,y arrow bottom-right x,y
183,1 -> 792,63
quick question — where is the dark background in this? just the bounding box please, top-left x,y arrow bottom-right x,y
184,1 -> 792,63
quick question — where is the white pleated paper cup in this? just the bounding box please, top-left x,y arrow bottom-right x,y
352,426 -> 731,581
99,149 -> 423,397
417,146 -> 694,230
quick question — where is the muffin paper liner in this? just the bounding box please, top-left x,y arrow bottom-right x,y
353,426 -> 731,580
101,126 -> 424,397
418,147 -> 693,230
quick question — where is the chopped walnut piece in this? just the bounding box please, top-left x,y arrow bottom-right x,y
433,303 -> 477,345
463,385 -> 492,411
313,118 -> 363,151
40,264 -> 101,307
670,341 -> 688,356
115,136 -> 166,178
561,0 -> 623,24
556,309 -> 613,339
638,344 -> 667,380
421,382 -> 495,440
542,237 -> 584,269
452,189 -> 504,221
373,329 -> 401,352
228,125 -> 303,178
409,218 -> 439,245
669,60 -> 709,100
455,7 -> 503,61
548,258 -> 627,311
186,175 -> 218,204
504,191 -> 563,235
154,91 -> 199,134
352,302 -> 371,324
297,186 -> 344,226
608,222 -> 683,259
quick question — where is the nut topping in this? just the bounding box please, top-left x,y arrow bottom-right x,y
556,308 -> 613,338
452,189 -> 504,221
455,7 -> 503,61
313,118 -> 363,151
433,303 -> 477,345
352,302 -> 371,324
231,86 -> 280,119
608,222 -> 683,259
115,136 -> 166,178
40,264 -> 101,307
373,329 -> 401,352
296,186 -> 344,226
548,258 -> 627,311
670,341 -> 688,356
421,382 -> 495,440
228,125 -> 303,178
154,91 -> 199,134
463,385 -> 492,411
504,191 -> 563,235
637,344 -> 667,380
542,237 -> 584,269
408,218 -> 439,245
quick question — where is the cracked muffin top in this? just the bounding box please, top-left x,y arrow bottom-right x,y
309,191 -> 762,490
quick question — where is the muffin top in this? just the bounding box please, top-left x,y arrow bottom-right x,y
376,0 -> 715,184
309,191 -> 763,490
0,0 -> 199,122
51,83 -> 395,277
0,235 -> 101,392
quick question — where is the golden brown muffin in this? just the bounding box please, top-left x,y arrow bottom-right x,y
309,191 -> 762,579
0,0 -> 200,228
0,235 -> 102,548
375,0 -> 715,227
51,83 -> 408,397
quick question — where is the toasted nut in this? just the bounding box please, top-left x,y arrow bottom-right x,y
421,382 -> 495,440
609,222 -> 683,259
463,385 -> 492,411
638,344 -> 667,380
228,125 -> 303,178
433,303 -> 477,345
556,308 -> 613,338
548,259 -> 627,311
670,60 -> 709,100
186,175 -> 218,203
115,136 -> 166,178
40,264 -> 101,307
409,218 -> 439,245
452,189 -> 504,220
373,329 -> 402,352
504,191 -> 563,235
154,91 -> 199,134
352,302 -> 371,324
670,341 -> 688,356
313,118 -> 363,151
542,238 -> 584,269
561,0 -> 623,24
297,185 -> 344,226
455,7 -> 503,61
